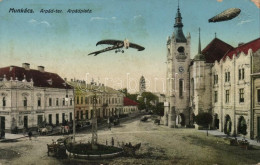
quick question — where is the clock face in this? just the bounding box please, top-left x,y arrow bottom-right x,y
179,66 -> 184,73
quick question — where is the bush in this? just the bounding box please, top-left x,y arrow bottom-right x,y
195,112 -> 213,127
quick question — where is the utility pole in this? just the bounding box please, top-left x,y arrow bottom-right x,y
91,93 -> 98,148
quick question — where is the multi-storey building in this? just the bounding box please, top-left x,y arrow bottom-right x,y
68,80 -> 124,121
0,63 -> 74,132
164,4 -> 260,138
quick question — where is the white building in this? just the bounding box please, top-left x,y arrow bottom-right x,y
164,5 -> 260,138
0,63 -> 74,132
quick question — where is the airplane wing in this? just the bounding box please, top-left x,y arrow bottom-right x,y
96,40 -> 124,46
88,45 -> 123,56
129,43 -> 145,51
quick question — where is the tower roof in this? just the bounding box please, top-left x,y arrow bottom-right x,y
173,2 -> 187,43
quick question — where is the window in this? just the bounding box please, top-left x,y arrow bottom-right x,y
258,89 -> 260,103
49,98 -> 52,106
70,98 -> 73,106
214,75 -> 218,85
179,79 -> 183,97
62,98 -> 65,106
81,97 -> 83,104
81,111 -> 83,119
242,68 -> 245,80
85,97 -> 88,104
239,88 -> 244,103
214,91 -> 218,103
76,96 -> 79,104
225,90 -> 229,103
85,110 -> 89,119
2,97 -> 6,107
239,68 -> 245,80
24,97 -> 27,107
56,98 -> 59,106
76,111 -> 79,120
37,97 -> 41,107
225,72 -> 230,82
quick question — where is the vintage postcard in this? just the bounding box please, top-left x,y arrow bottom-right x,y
0,0 -> 260,164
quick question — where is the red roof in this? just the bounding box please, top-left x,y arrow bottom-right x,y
222,38 -> 260,61
202,38 -> 233,63
0,66 -> 72,89
124,97 -> 138,106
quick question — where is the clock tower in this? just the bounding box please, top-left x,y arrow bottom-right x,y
164,4 -> 191,127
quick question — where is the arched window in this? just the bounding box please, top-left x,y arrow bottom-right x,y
2,97 -> 6,107
23,97 -> 27,107
37,97 -> 41,107
179,79 -> 183,97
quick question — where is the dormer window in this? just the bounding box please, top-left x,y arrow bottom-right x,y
47,79 -> 53,85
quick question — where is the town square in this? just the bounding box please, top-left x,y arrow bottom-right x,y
0,0 -> 260,164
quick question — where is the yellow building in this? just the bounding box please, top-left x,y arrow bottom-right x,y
68,80 -> 124,122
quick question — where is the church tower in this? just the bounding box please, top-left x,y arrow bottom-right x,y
164,3 -> 191,127
139,75 -> 146,95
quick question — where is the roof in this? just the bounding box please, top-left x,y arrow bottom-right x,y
201,38 -> 234,63
222,38 -> 260,61
124,97 -> 138,106
68,81 -> 123,95
0,66 -> 72,89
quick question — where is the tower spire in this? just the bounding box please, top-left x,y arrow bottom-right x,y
173,0 -> 187,43
194,27 -> 205,61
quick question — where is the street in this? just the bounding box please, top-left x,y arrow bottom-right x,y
1,117 -> 260,165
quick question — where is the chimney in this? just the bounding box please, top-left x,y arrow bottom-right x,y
9,66 -> 14,72
38,66 -> 45,72
22,63 -> 30,70
238,42 -> 244,47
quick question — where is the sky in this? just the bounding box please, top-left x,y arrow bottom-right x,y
0,0 -> 259,93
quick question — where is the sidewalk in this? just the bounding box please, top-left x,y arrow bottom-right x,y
199,130 -> 260,147
0,133 -> 28,142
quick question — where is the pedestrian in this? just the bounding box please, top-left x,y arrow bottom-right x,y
28,130 -> 32,140
256,136 -> 260,143
106,140 -> 108,145
0,129 -> 4,139
111,137 -> 114,146
108,118 -> 111,130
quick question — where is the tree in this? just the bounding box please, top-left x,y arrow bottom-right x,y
154,102 -> 164,116
238,117 -> 247,139
195,112 -> 213,136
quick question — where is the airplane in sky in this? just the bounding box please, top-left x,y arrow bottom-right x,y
88,39 -> 145,56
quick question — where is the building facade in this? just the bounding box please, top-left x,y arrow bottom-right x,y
164,5 -> 260,138
123,97 -> 139,115
69,80 -> 124,121
164,5 -> 191,128
0,63 -> 74,132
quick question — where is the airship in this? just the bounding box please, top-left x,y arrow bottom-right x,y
209,8 -> 241,23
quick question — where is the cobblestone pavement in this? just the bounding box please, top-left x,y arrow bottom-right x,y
1,117 -> 260,165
